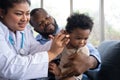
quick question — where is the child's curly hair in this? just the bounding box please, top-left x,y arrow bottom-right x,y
65,13 -> 94,33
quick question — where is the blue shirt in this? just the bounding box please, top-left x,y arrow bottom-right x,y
36,27 -> 60,45
36,34 -> 50,45
87,43 -> 101,65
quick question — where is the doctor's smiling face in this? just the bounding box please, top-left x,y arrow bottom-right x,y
0,2 -> 30,32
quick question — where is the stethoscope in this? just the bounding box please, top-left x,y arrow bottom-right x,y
9,32 -> 25,55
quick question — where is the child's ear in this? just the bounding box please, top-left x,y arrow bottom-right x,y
64,31 -> 70,38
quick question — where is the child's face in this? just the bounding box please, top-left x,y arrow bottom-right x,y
67,28 -> 90,49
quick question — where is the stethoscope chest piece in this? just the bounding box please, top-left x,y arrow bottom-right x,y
19,48 -> 25,56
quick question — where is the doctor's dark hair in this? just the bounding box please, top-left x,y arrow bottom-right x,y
0,0 -> 31,14
65,13 -> 93,33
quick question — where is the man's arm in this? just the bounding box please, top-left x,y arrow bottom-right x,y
61,43 -> 101,77
87,43 -> 101,69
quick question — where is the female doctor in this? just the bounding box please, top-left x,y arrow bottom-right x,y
0,0 -> 69,79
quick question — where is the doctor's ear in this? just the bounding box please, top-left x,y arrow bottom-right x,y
0,8 -> 2,16
0,8 -> 4,19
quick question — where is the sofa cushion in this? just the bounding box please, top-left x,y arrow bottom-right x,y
97,40 -> 120,80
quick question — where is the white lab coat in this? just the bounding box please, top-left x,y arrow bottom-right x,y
0,22 -> 52,80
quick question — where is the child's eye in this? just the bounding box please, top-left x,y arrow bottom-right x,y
76,37 -> 82,40
85,38 -> 88,40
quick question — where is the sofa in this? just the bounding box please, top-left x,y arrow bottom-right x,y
89,40 -> 120,80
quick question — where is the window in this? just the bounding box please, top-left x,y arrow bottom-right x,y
30,0 -> 41,10
73,0 -> 100,45
30,0 -> 120,46
104,0 -> 120,40
43,0 -> 70,30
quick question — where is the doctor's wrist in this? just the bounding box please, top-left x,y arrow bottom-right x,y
48,50 -> 58,62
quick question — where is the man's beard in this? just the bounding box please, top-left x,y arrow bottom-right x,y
39,30 -> 56,39
40,24 -> 57,39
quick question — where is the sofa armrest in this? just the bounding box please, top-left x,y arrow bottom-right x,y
97,40 -> 120,80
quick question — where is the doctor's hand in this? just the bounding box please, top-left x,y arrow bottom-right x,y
48,32 -> 70,61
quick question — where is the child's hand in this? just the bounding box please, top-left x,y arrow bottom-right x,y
49,62 -> 61,76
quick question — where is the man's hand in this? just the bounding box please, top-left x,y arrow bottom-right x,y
62,52 -> 92,77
